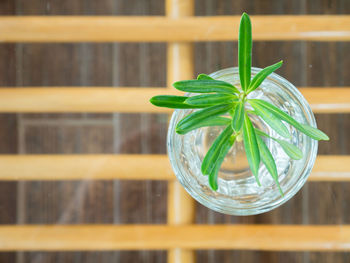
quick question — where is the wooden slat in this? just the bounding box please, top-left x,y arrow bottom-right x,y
0,155 -> 348,181
0,155 -> 173,180
0,87 -> 176,113
0,16 -> 349,42
166,1 -> 195,262
0,87 -> 349,113
301,88 -> 350,113
0,224 -> 349,251
309,155 -> 350,181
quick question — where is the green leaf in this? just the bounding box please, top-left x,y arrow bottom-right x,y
256,136 -> 283,196
247,61 -> 283,93
253,128 -> 270,138
173,79 -> 239,94
249,99 -> 290,138
248,99 -> 329,141
178,116 -> 231,134
275,139 -> 303,160
150,95 -> 202,109
197,73 -> 214,80
208,136 -> 235,191
254,128 -> 303,160
201,125 -> 233,175
299,123 -> 329,141
231,101 -> 245,131
176,104 -> 233,135
185,94 -> 238,107
238,12 -> 252,92
243,112 -> 261,185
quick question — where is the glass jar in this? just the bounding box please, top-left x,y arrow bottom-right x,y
167,67 -> 318,216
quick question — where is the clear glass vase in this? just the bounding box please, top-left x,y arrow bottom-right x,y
167,67 -> 318,216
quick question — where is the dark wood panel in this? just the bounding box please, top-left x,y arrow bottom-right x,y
306,0 -> 350,14
114,0 -> 164,15
20,251 -> 167,263
20,44 -> 80,86
17,0 -> 164,15
196,251 -> 350,263
24,125 -> 113,154
117,43 -> 166,87
306,43 -> 349,87
195,0 -> 350,15
0,114 -> 17,263
0,0 -> 15,15
0,4 -> 17,263
195,0 -> 304,15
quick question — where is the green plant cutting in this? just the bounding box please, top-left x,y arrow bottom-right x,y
150,13 -> 329,195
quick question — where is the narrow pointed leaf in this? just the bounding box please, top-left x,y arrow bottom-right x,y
255,128 -> 303,160
173,79 -> 239,94
247,61 -> 283,93
248,99 -> 329,141
201,125 -> 233,175
238,13 -> 252,91
256,136 -> 283,195
196,116 -> 231,127
150,95 -> 202,109
231,101 -> 245,131
299,123 -> 329,141
176,104 -> 232,135
185,94 -> 238,107
197,73 -> 214,80
249,99 -> 290,138
208,136 -> 235,191
179,116 -> 231,134
275,139 -> 303,160
254,128 -> 270,138
243,113 -> 261,185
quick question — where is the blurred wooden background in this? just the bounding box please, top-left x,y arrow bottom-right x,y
0,0 -> 349,262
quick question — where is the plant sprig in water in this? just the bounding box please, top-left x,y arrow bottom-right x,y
150,13 -> 329,195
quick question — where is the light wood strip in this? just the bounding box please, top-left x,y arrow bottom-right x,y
167,181 -> 195,263
0,224 -> 349,251
309,155 -> 350,181
0,16 -> 349,42
0,87 -> 176,113
0,155 -> 348,181
0,87 -> 349,113
166,1 -> 195,262
0,155 -> 173,181
300,88 -> 350,113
